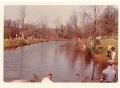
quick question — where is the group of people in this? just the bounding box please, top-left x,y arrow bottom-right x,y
41,63 -> 117,83
100,44 -> 117,82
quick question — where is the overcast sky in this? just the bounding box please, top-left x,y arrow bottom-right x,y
5,5 -> 81,27
5,5 -> 114,28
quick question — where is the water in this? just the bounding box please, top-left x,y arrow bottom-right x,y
4,40 -> 117,82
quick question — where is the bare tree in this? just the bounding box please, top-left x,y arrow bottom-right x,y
87,5 -> 102,80
69,13 -> 78,30
89,5 -> 103,36
4,19 -> 12,28
39,16 -> 49,32
19,6 -> 27,30
79,7 -> 89,34
102,6 -> 118,36
4,20 -> 12,39
54,17 -> 62,39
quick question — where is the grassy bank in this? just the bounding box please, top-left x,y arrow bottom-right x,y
85,38 -> 118,64
4,38 -> 68,49
4,38 -> 48,49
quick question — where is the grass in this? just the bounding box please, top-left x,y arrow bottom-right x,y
4,38 -> 40,49
99,39 -> 118,55
84,37 -> 118,64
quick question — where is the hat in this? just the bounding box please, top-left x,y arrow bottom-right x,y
111,47 -> 115,51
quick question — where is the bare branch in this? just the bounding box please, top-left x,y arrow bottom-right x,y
39,16 -> 49,31
69,13 -> 78,30
19,6 -> 27,29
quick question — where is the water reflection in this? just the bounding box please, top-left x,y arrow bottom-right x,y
4,40 -> 117,82
54,40 -> 94,82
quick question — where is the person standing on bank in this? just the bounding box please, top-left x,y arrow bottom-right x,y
107,44 -> 112,58
111,46 -> 116,61
100,61 -> 116,82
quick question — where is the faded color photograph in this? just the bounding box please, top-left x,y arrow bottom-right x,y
4,5 -> 118,82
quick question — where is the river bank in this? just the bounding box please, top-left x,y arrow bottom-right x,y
4,38 -> 68,49
85,38 -> 118,64
93,53 -> 118,64
4,38 -> 40,49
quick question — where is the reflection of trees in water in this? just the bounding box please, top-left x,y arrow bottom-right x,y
93,61 -> 107,81
56,40 -> 95,82
19,46 -> 24,80
56,43 -> 118,82
57,40 -> 73,56
57,40 -> 93,69
73,40 -> 94,82
72,40 -> 93,68
71,47 -> 84,68
84,48 -> 93,67
60,40 -> 94,81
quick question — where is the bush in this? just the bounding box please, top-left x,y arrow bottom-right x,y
16,39 -> 28,46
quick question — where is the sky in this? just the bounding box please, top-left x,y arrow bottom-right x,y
4,5 -> 80,27
5,5 -> 115,28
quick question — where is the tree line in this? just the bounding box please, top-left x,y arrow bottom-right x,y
4,5 -> 118,40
